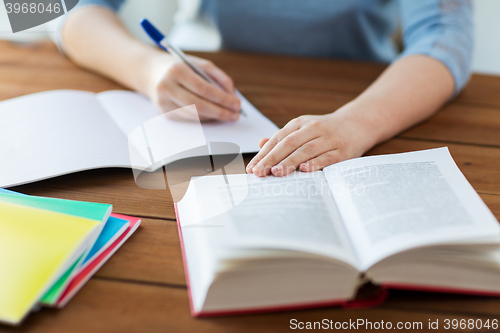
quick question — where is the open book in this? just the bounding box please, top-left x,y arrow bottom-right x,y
0,90 -> 278,188
175,148 -> 500,316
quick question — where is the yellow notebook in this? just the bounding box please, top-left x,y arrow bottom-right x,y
0,201 -> 100,325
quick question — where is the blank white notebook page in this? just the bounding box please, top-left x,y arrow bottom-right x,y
97,90 -> 279,154
0,90 -> 128,187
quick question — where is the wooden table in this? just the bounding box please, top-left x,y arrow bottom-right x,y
1,40 -> 500,332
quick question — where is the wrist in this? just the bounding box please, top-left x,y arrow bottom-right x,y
133,49 -> 175,98
331,100 -> 387,153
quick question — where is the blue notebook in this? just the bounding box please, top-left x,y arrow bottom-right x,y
80,216 -> 129,270
0,188 -> 23,195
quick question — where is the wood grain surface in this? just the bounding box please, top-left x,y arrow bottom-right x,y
1,40 -> 500,332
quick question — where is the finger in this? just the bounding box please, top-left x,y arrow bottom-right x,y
155,81 -> 214,121
299,150 -> 343,172
171,62 -> 241,112
247,119 -> 304,173
190,56 -> 236,93
271,138 -> 331,177
259,138 -> 269,149
169,83 -> 239,122
247,130 -> 298,175
251,128 -> 320,177
246,138 -> 269,174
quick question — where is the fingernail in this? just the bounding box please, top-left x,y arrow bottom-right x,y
253,164 -> 263,174
231,114 -> 239,121
271,165 -> 282,175
302,163 -> 312,171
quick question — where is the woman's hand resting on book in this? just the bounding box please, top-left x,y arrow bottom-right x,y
246,104 -> 376,177
146,54 -> 241,122
246,55 -> 457,177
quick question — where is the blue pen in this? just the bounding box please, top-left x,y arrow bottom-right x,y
141,19 -> 246,117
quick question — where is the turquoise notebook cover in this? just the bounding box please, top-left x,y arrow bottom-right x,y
0,193 -> 111,222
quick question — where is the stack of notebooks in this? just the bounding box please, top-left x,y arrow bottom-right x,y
0,188 -> 141,325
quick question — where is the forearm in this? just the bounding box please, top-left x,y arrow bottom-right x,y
247,54 -> 455,177
338,55 -> 455,151
62,6 -> 165,95
62,6 -> 240,121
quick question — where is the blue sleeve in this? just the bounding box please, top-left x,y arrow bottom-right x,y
398,0 -> 474,96
76,0 -> 126,12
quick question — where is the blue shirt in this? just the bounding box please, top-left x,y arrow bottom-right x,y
77,0 -> 473,94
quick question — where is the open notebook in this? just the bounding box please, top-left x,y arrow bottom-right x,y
0,90 -> 279,188
175,148 -> 500,315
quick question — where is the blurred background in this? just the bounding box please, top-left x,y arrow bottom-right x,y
1,0 -> 499,75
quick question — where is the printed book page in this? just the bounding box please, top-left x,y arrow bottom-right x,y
323,147 -> 500,270
178,172 -> 359,266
